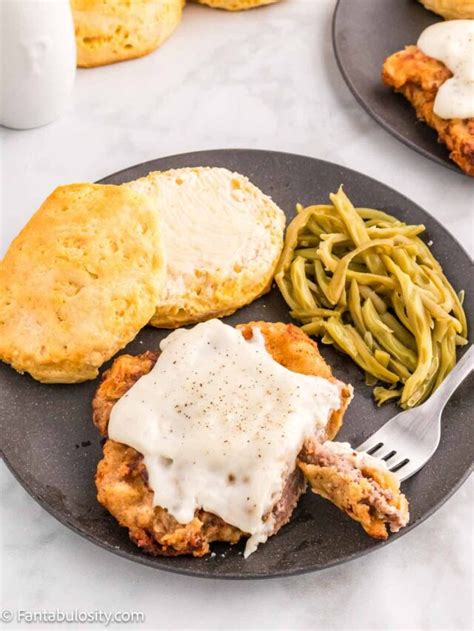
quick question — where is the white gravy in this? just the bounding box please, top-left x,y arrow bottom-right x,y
417,20 -> 474,119
108,320 -> 345,557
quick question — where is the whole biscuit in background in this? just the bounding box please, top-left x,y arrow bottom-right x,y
72,0 -> 184,67
0,184 -> 165,383
193,0 -> 279,10
418,0 -> 474,19
127,167 -> 286,328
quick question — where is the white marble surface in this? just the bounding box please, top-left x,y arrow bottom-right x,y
0,1 -> 472,629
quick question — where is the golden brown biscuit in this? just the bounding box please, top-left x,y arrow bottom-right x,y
92,322 -> 352,557
193,0 -> 278,10
418,0 -> 474,19
72,0 -> 183,67
127,167 -> 286,328
0,183 -> 165,383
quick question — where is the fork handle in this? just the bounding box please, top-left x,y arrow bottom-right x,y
427,345 -> 474,411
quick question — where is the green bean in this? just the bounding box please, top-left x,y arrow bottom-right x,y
421,266 -> 453,312
362,298 -> 418,371
294,248 -> 322,259
274,188 -> 468,408
383,258 -> 433,407
306,217 -> 326,237
321,331 -> 335,345
330,188 -> 386,275
277,277 -> 300,312
366,372 -> 378,387
291,307 -> 339,319
301,320 -> 326,336
298,235 -> 321,247
373,387 -> 402,406
391,291 -> 413,333
303,204 -> 334,213
358,285 -> 389,314
290,257 -> 316,311
433,324 -> 456,391
324,319 -> 399,383
348,280 -> 366,336
444,279 -> 468,338
374,348 -> 390,366
420,293 -> 463,333
380,311 -> 417,351
327,238 -> 396,304
357,207 -> 401,223
314,259 -> 333,305
367,225 -> 425,239
364,330 -> 375,350
347,270 -> 397,289
387,356 -> 412,382
316,234 -> 347,273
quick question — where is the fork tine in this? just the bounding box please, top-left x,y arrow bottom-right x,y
356,438 -> 384,454
380,450 -> 398,465
389,458 -> 409,473
394,458 -> 426,482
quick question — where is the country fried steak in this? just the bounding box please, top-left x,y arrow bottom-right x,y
93,322 -> 352,557
382,45 -> 474,176
92,321 -> 408,557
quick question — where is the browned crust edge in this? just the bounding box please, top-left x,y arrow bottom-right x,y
382,45 -> 474,176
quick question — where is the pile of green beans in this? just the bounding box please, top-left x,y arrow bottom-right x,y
275,187 -> 468,408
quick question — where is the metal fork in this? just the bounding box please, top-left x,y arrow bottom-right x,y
357,345 -> 474,482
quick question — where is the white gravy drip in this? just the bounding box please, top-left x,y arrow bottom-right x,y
108,320 -> 344,557
417,20 -> 474,119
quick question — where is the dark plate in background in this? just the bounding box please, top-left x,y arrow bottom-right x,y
333,0 -> 463,174
1,150 -> 472,579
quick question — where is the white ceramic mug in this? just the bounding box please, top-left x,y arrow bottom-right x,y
0,0 -> 76,129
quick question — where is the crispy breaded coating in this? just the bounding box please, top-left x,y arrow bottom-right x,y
382,45 -> 474,176
93,322 -> 352,557
96,440 -> 243,556
299,442 -> 409,540
93,351 -> 159,437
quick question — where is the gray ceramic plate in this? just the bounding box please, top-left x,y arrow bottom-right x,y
333,0 -> 463,174
1,150 -> 472,579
